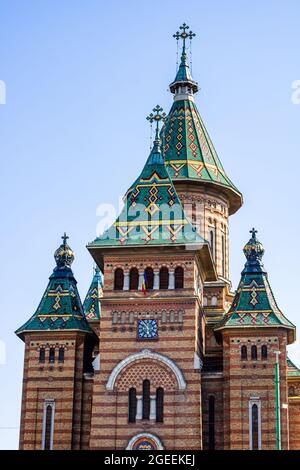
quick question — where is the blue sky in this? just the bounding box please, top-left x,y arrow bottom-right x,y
0,0 -> 299,449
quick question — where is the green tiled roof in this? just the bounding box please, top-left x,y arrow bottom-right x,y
162,98 -> 242,215
287,357 -> 300,377
88,137 -> 207,248
15,235 -> 92,339
215,230 -> 295,343
83,266 -> 103,321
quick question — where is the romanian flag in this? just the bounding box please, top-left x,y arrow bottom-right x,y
142,271 -> 147,296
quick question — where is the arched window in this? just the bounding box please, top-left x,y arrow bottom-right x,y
49,348 -> 55,364
208,395 -> 215,450
39,348 -> 45,363
251,404 -> 259,450
142,379 -> 150,420
156,387 -> 164,423
192,203 -> 197,227
128,388 -> 137,423
58,347 -> 64,363
209,230 -> 215,260
261,345 -> 267,360
144,267 -> 154,290
251,345 -> 257,360
211,296 -> 218,307
175,266 -> 184,289
241,345 -> 248,361
159,267 -> 169,290
129,268 -> 139,290
42,401 -> 55,450
114,268 -> 124,290
222,234 -> 225,277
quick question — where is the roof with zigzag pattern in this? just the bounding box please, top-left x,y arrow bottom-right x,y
215,229 -> 295,343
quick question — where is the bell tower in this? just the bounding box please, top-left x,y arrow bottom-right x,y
86,106 -> 217,450
16,235 -> 94,450
163,23 -> 243,288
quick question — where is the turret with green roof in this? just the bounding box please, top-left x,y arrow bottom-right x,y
16,234 -> 92,340
87,105 -> 216,281
83,266 -> 103,321
215,229 -> 296,343
163,23 -> 243,215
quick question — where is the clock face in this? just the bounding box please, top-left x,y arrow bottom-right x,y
137,319 -> 158,340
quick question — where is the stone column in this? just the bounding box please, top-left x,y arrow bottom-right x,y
136,396 -> 143,420
168,269 -> 175,289
123,271 -> 130,291
153,270 -> 160,290
138,270 -> 144,290
150,396 -> 156,420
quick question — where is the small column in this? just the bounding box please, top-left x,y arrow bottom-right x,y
168,269 -> 175,289
136,396 -> 143,420
153,270 -> 160,290
150,396 -> 156,420
138,270 -> 144,290
123,271 -> 130,291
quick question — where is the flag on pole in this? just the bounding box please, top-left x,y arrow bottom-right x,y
142,271 -> 147,296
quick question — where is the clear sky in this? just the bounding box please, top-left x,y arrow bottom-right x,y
0,0 -> 299,449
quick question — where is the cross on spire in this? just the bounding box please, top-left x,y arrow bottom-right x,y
250,228 -> 258,239
173,23 -> 196,53
62,232 -> 69,245
146,105 -> 166,141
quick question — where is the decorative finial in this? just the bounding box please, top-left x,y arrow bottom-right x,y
146,105 -> 166,142
54,233 -> 74,269
242,228 -> 265,272
173,23 -> 196,55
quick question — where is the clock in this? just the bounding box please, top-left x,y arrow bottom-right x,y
137,319 -> 158,340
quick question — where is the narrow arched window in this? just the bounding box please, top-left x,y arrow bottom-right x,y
114,268 -> 124,290
159,267 -> 169,290
208,395 -> 215,450
156,387 -> 164,423
175,266 -> 184,289
261,345 -> 267,360
222,234 -> 225,277
145,267 -> 154,290
251,404 -> 259,450
209,230 -> 215,260
49,348 -> 55,364
241,345 -> 247,361
42,401 -> 55,450
142,379 -> 150,420
251,345 -> 257,360
128,388 -> 137,423
39,348 -> 45,363
58,347 -> 64,363
129,268 -> 139,290
192,203 -> 197,227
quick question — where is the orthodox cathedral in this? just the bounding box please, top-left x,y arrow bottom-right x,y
16,24 -> 300,450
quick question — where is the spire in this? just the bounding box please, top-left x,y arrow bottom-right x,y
169,23 -> 199,99
15,235 -> 92,340
163,24 -> 243,215
214,229 -> 295,343
83,265 -> 103,321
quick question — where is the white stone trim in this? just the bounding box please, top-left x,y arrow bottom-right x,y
106,349 -> 186,391
42,399 -> 55,450
126,433 -> 164,450
249,397 -> 262,450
